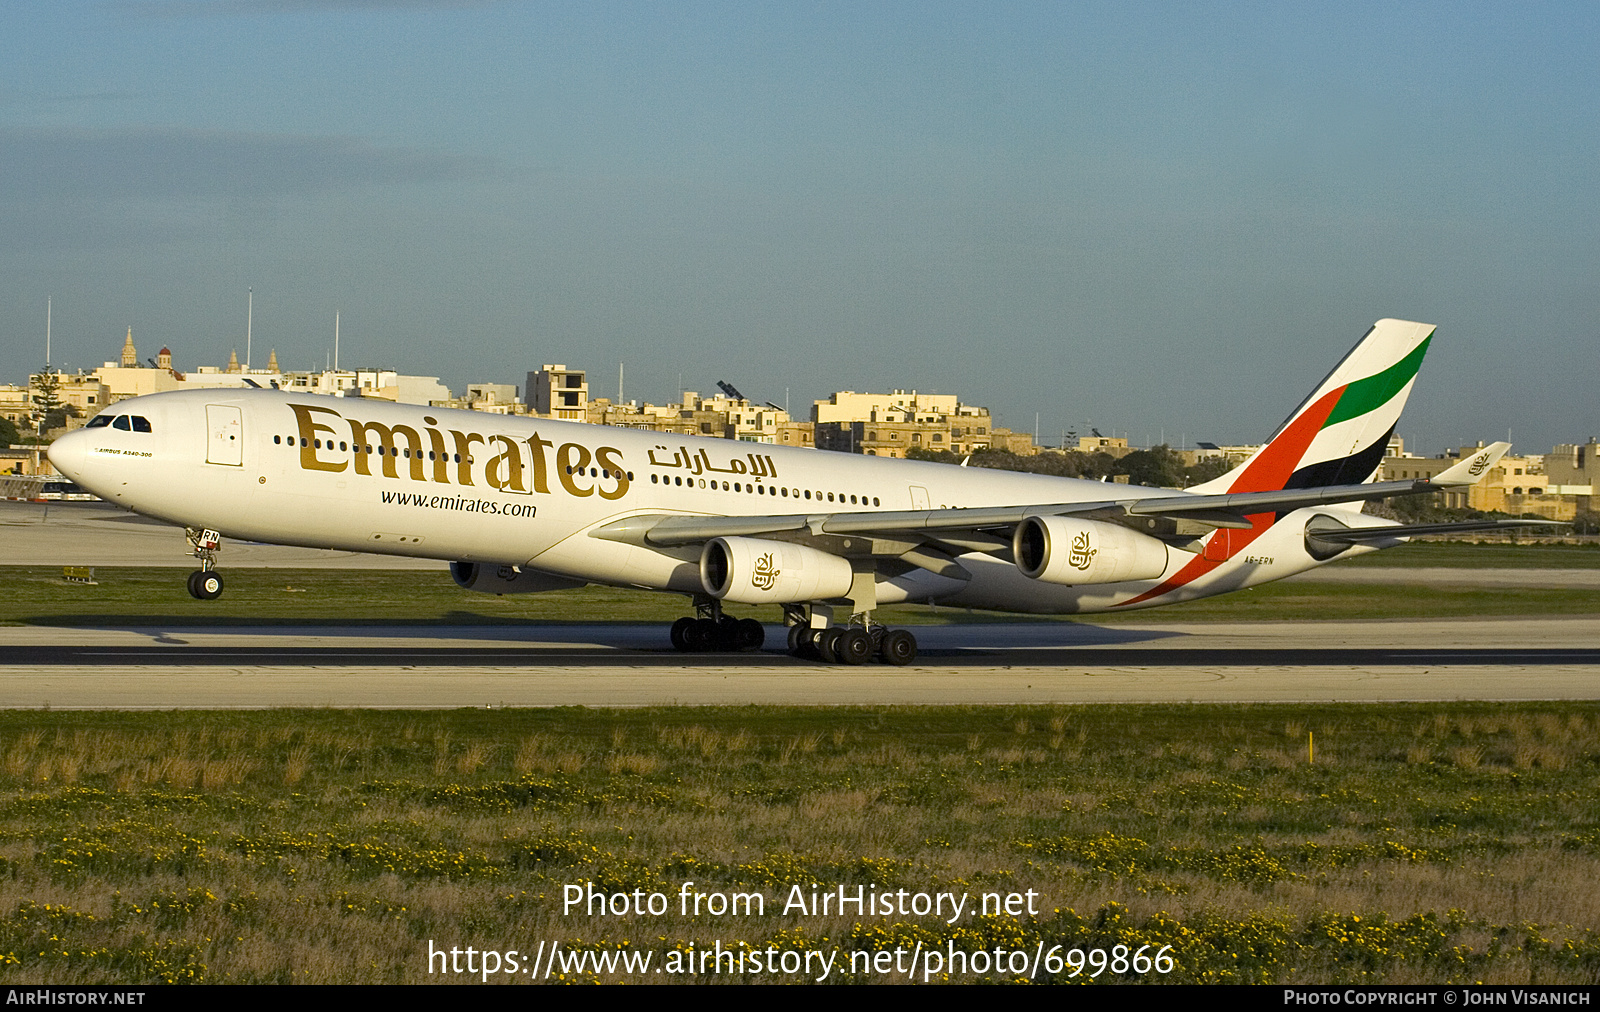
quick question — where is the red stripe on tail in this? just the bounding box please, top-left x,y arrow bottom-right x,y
1226,386 -> 1344,494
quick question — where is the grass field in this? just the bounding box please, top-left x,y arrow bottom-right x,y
5,563 -> 1600,628
5,545 -> 1595,984
1333,541 -> 1600,569
0,704 -> 1597,984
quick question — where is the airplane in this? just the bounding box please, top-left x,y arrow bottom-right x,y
46,318 -> 1545,665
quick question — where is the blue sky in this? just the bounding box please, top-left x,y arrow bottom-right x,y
3,1 -> 1595,454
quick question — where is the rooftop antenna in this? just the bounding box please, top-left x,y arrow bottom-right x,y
245,288 -> 253,371
45,297 -> 51,371
619,361 -> 624,402
334,311 -> 340,372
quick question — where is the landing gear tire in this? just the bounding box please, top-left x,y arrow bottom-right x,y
816,628 -> 842,664
735,618 -> 765,651
879,629 -> 917,666
192,571 -> 224,601
672,611 -> 767,653
836,627 -> 873,665
686,618 -> 718,651
788,625 -> 820,659
670,617 -> 695,652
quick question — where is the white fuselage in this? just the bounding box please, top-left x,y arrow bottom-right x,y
48,389 -> 1367,614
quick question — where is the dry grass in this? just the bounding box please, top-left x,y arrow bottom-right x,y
0,704 -> 1596,984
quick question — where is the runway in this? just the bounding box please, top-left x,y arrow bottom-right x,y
6,500 -> 1598,708
4,619 -> 1598,708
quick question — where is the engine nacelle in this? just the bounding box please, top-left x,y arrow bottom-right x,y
450,561 -> 585,594
699,537 -> 855,604
1012,516 -> 1169,586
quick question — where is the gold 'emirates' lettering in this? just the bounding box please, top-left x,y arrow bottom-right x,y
526,432 -> 552,494
289,404 -> 347,473
423,416 -> 450,483
288,403 -> 628,500
595,446 -> 630,500
557,442 -> 593,497
485,435 -> 526,493
348,417 -> 424,480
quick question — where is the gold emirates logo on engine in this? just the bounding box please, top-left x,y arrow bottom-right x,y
750,553 -> 780,591
1068,530 -> 1097,570
289,403 -> 630,500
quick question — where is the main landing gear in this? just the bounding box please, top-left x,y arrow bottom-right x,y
669,596 -> 766,653
782,605 -> 917,666
184,527 -> 225,600
665,599 -> 918,665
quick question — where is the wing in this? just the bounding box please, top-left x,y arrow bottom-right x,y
593,442 -> 1528,557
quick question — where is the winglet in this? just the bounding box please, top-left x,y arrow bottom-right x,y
1427,442 -> 1511,487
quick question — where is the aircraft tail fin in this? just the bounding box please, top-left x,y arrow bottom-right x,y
1188,319 -> 1434,495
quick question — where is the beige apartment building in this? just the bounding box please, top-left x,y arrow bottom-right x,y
580,391 -> 811,445
1382,443 -> 1588,519
528,364 -> 589,420
811,389 -> 1032,458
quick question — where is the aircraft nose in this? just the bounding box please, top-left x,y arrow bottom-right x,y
46,427 -> 88,481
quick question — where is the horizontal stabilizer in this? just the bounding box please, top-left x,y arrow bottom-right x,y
1428,442 -> 1512,487
1312,518 -> 1566,543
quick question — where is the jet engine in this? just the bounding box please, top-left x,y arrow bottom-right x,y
450,561 -> 585,594
699,537 -> 854,604
1012,516 -> 1169,586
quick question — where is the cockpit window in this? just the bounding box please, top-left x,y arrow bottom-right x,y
94,414 -> 152,433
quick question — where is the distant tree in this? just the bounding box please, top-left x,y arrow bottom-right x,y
1113,444 -> 1188,487
1183,455 -> 1233,486
30,372 -> 61,415
1366,493 -> 1501,525
1569,510 -> 1600,536
906,446 -> 1119,480
0,416 -> 17,447
30,373 -> 64,433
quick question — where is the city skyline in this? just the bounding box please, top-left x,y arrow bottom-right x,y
3,2 -> 1596,457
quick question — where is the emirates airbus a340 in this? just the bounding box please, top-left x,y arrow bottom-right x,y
48,319 -> 1531,665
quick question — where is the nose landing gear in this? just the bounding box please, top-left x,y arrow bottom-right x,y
186,569 -> 224,600
185,527 -> 225,600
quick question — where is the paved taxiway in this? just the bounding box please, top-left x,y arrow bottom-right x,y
5,501 -> 1597,707
1,500 -> 442,569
